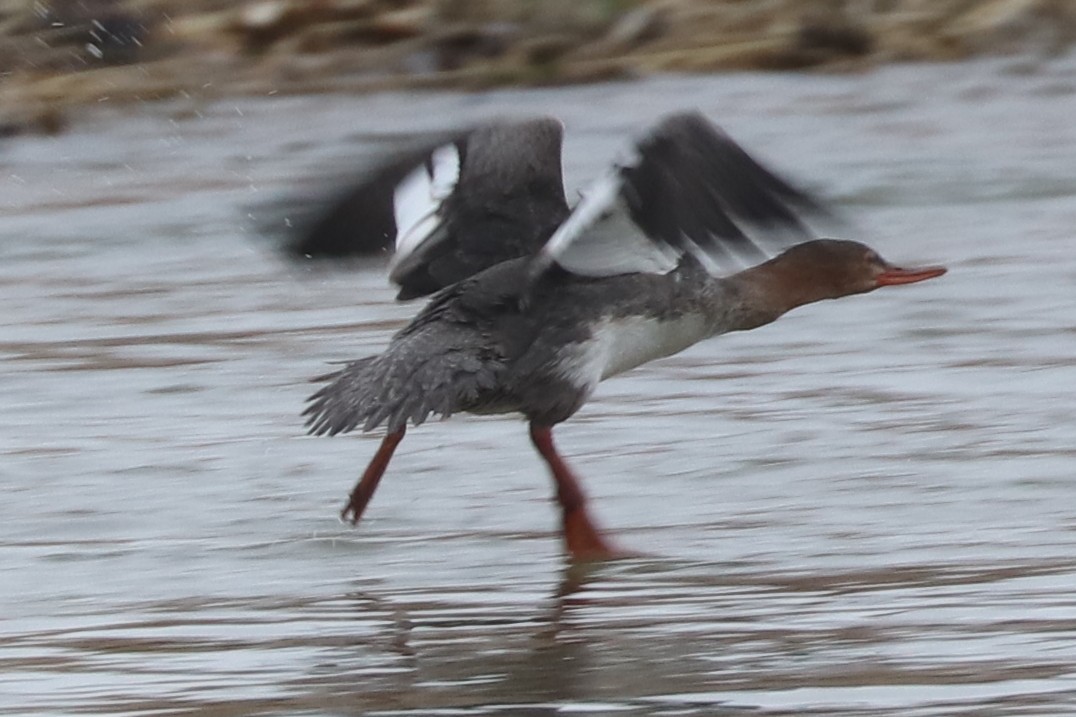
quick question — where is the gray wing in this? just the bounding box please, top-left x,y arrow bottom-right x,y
279,117 -> 570,300
536,111 -> 834,279
387,117 -> 569,299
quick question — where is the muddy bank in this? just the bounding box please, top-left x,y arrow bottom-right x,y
2,0 -> 1075,133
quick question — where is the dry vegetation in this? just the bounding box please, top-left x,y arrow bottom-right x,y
2,0 -> 1074,133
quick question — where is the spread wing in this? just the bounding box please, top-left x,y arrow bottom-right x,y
278,117 -> 570,300
534,112 -> 834,280
274,130 -> 468,260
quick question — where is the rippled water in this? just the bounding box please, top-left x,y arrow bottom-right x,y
3,57 -> 1076,715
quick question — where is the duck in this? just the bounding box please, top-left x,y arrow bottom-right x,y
298,112 -> 946,561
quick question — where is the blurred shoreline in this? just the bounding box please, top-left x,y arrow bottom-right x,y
2,0 -> 1074,135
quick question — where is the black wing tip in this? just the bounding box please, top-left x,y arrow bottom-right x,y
613,109 -> 842,271
642,111 -> 729,150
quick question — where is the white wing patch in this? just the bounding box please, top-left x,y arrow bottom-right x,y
527,112 -> 829,284
391,143 -> 461,267
536,171 -> 680,278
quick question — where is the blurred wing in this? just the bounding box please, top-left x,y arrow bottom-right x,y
387,117 -> 568,299
273,117 -> 568,300
536,112 -> 833,279
390,142 -> 462,268
275,130 -> 468,260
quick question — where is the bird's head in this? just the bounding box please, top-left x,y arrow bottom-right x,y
777,239 -> 946,301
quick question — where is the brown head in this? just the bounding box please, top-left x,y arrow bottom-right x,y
727,239 -> 946,333
773,239 -> 946,303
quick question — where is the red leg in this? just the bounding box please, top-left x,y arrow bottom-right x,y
528,423 -> 629,561
341,427 -> 405,524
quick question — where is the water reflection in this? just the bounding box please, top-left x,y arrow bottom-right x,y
9,556 -> 1073,715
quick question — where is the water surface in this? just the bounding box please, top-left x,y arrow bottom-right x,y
3,58 -> 1076,715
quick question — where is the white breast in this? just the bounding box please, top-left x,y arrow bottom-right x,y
600,314 -> 711,378
555,314 -> 712,393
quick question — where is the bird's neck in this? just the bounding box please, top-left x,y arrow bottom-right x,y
718,254 -> 839,334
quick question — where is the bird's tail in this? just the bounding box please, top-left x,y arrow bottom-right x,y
304,357 -> 381,436
303,337 -> 505,436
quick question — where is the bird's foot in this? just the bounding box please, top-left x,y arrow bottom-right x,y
339,493 -> 368,525
562,508 -> 639,562
339,427 -> 404,526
